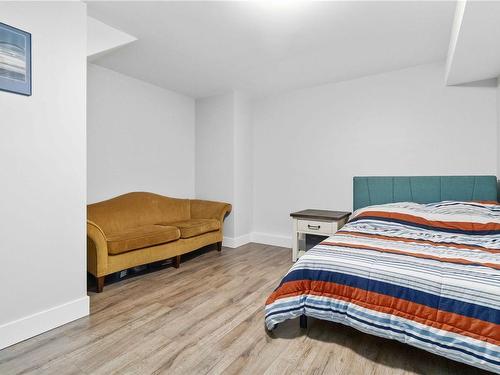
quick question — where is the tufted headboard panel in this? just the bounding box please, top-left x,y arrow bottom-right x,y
353,176 -> 498,211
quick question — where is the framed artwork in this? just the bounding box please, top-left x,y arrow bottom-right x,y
0,22 -> 31,96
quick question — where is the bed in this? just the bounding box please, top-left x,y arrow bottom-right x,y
265,176 -> 500,373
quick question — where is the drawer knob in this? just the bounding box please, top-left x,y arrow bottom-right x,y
308,224 -> 320,230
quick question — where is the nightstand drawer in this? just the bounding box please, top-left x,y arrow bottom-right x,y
297,219 -> 336,235
291,209 -> 351,262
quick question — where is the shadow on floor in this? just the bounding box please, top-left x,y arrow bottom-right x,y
87,243 -> 220,292
267,316 -> 491,375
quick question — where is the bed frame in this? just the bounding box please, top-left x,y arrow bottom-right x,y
296,175 -> 498,330
353,175 -> 497,210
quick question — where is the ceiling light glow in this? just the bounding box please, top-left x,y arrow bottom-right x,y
256,0 -> 308,12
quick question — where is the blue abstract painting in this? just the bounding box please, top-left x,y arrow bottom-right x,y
0,22 -> 31,96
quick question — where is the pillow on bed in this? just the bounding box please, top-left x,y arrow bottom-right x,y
349,201 -> 500,236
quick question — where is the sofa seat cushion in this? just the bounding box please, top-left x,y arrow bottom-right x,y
161,219 -> 220,239
107,225 -> 180,255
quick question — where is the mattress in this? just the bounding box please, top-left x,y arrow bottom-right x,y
265,201 -> 500,373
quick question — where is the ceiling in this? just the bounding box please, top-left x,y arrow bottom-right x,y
87,16 -> 137,59
88,1 -> 456,98
446,1 -> 500,85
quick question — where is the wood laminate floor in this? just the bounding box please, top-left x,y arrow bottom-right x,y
0,243 -> 492,375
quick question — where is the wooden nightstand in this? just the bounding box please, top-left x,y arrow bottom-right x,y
290,209 -> 351,262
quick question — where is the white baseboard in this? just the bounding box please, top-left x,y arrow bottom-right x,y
0,295 -> 89,350
223,232 -> 292,249
223,233 -> 252,248
251,232 -> 292,248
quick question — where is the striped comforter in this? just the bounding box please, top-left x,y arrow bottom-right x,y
265,201 -> 500,373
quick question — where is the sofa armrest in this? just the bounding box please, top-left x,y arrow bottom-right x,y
87,220 -> 109,277
190,199 -> 232,224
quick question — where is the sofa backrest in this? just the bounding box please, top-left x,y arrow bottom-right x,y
88,192 -> 191,234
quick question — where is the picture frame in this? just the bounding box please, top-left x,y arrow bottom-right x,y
0,22 -> 31,96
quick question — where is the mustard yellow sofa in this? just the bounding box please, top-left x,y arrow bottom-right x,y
87,192 -> 231,292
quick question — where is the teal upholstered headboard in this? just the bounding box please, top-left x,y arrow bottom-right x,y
353,176 -> 498,210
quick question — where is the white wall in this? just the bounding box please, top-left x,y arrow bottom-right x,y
252,63 -> 497,244
195,93 -> 235,237
498,77 -> 500,178
87,64 -> 195,203
195,92 -> 254,244
0,2 -> 88,349
233,93 -> 253,240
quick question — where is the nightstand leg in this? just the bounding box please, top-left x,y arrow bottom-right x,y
292,218 -> 298,262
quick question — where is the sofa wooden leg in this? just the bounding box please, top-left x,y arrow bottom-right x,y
173,255 -> 181,268
217,241 -> 222,252
96,276 -> 105,293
